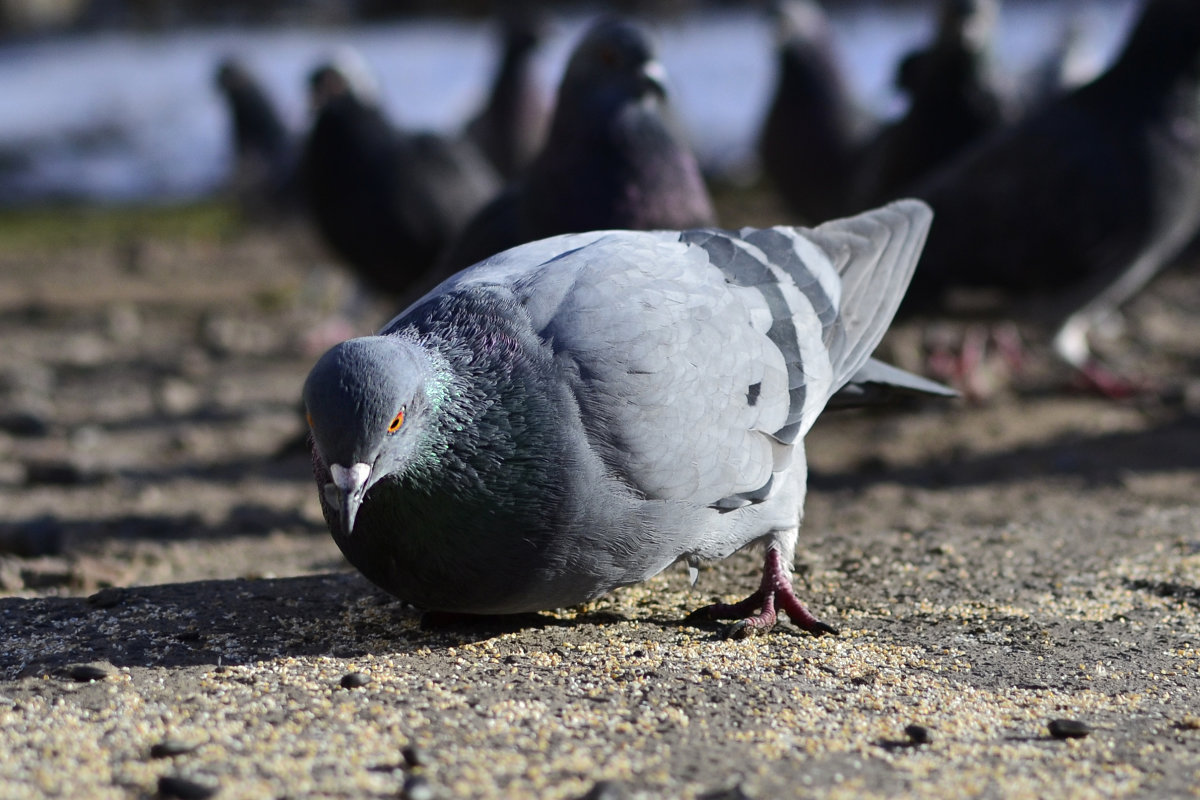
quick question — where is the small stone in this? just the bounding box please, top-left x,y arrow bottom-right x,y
401,745 -> 427,768
157,774 -> 218,799
87,587 -> 127,609
401,775 -> 435,800
578,780 -> 630,800
698,785 -> 752,800
23,460 -> 104,487
150,740 -> 198,758
0,411 -> 49,437
67,664 -> 111,682
340,671 -> 371,689
1048,719 -> 1092,739
904,724 -> 932,744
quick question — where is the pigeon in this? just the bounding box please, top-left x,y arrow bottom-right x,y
213,58 -> 298,215
850,0 -> 1006,209
899,0 -> 1200,394
302,54 -> 502,297
464,10 -> 550,180
302,199 -> 938,637
757,0 -> 870,223
441,17 -> 717,273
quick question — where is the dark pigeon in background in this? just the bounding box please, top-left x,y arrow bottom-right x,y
214,58 -> 298,216
302,200 -> 941,637
901,0 -> 1200,395
757,0 -> 871,224
302,53 -> 501,297
851,0 -> 1006,209
440,17 -> 717,273
464,10 -> 550,180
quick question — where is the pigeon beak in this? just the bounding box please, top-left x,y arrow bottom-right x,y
329,462 -> 371,535
640,59 -> 669,99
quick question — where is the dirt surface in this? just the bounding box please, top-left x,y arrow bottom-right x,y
1,203 -> 1200,799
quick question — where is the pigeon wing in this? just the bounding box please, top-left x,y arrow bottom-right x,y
505,200 -> 932,508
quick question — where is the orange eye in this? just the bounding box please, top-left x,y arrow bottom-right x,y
305,411 -> 315,428
387,408 -> 405,434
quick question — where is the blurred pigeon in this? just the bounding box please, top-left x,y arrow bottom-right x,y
900,0 -> 1200,394
757,0 -> 870,223
851,0 -> 1006,209
302,199 -> 937,636
464,10 -> 550,180
302,54 -> 502,296
441,17 -> 716,273
214,58 -> 298,215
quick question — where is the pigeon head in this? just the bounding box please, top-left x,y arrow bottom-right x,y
557,17 -> 669,117
303,336 -> 439,535
308,49 -> 380,112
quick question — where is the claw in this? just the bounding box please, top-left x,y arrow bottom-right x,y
689,547 -> 838,638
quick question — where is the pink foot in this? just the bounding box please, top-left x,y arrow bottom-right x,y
926,325 -> 992,402
1072,359 -> 1149,399
689,548 -> 838,638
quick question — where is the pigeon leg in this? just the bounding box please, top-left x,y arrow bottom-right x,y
690,547 -> 838,638
1073,358 -> 1144,399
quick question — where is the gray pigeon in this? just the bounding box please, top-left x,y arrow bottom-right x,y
440,16 -> 716,273
303,200 -> 935,636
850,0 -> 1006,210
464,9 -> 550,180
757,0 -> 870,223
900,0 -> 1200,394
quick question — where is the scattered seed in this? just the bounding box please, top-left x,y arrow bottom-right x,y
401,775 -> 435,800
339,671 -> 371,689
67,664 -> 110,682
904,724 -> 932,744
1048,719 -> 1092,739
157,774 -> 218,799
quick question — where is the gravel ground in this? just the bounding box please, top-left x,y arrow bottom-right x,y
1,201 -> 1199,799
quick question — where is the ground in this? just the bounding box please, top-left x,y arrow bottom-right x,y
0,198 -> 1198,799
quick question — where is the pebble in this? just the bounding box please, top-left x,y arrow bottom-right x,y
157,774 -> 218,799
150,740 -> 200,759
1048,719 -> 1092,739
401,775 -> 435,800
578,780 -> 630,800
23,460 -> 104,487
340,671 -> 371,689
0,410 -> 49,437
87,586 -> 127,609
401,745 -> 427,768
904,723 -> 933,745
699,785 -> 752,800
67,664 -> 111,682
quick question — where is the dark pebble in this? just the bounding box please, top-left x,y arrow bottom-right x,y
698,785 -> 753,800
23,460 -> 104,487
578,780 -> 630,800
904,723 -> 933,745
0,515 -> 64,557
340,671 -> 371,689
87,586 -> 127,609
0,411 -> 49,437
67,664 -> 111,682
401,775 -> 435,800
1048,718 -> 1092,739
401,745 -> 427,768
150,740 -> 199,759
157,775 -> 218,799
